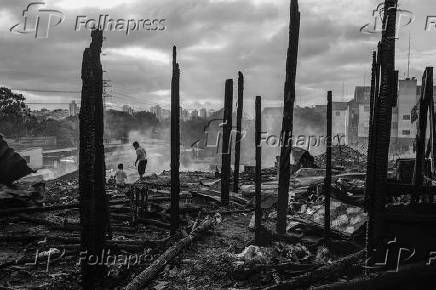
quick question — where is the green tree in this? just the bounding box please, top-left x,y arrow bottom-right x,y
0,87 -> 32,137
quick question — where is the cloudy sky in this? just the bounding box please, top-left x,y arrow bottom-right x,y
0,0 -> 435,112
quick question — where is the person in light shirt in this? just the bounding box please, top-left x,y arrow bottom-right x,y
115,163 -> 127,188
133,141 -> 147,179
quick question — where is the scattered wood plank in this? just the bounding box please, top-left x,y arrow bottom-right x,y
125,217 -> 215,290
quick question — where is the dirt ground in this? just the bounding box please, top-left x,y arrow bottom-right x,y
0,169 -> 365,289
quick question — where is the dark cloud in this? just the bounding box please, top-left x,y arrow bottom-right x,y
0,0 -> 435,110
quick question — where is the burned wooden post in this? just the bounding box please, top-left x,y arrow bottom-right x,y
221,79 -> 233,206
170,46 -> 180,234
79,29 -> 110,288
277,0 -> 300,234
233,72 -> 244,193
365,0 -> 397,261
254,96 -> 262,245
413,67 -> 433,202
430,76 -> 436,179
324,91 -> 332,239
365,50 -> 380,257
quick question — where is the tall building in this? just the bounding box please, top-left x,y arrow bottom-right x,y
122,105 -> 134,115
347,78 -> 436,152
182,109 -> 190,121
199,108 -> 207,119
150,105 -> 162,120
191,109 -> 199,119
69,100 -> 78,117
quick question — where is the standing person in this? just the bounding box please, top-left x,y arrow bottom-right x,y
115,163 -> 127,189
133,141 -> 147,179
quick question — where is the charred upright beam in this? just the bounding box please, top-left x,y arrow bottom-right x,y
79,29 -> 110,288
365,50 -> 380,257
277,0 -> 300,234
366,0 -> 397,259
233,72 -> 244,193
221,79 -> 233,206
413,68 -> 430,191
170,46 -> 180,234
324,91 -> 332,239
254,96 -> 262,245
429,71 -> 436,178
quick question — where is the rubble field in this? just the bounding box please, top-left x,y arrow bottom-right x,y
0,162 -> 370,289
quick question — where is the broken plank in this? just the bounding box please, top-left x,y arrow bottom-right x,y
125,217 -> 215,290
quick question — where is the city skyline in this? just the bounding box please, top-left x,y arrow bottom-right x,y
1,0 -> 436,112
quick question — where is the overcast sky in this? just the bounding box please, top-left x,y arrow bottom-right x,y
1,0 -> 435,112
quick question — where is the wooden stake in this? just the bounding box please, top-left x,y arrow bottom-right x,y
79,29 -> 110,288
277,0 -> 300,234
255,96 -> 262,245
170,46 -> 180,234
324,91 -> 332,239
233,72 -> 244,193
221,79 -> 233,206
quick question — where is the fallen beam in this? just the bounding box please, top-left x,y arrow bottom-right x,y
125,217 -> 215,290
263,250 -> 364,290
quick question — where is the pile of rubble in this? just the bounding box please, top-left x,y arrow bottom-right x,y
314,145 -> 367,171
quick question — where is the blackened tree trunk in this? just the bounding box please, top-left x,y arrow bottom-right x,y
221,79 -> 233,206
254,96 -> 262,245
324,91 -> 332,239
79,29 -> 110,289
233,72 -> 244,193
366,0 -> 397,261
170,46 -> 180,234
277,0 -> 300,234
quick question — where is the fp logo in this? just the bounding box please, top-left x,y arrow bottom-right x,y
360,3 -> 414,39
10,2 -> 65,39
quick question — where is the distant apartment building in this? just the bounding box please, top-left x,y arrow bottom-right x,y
122,105 -> 134,115
199,108 -> 207,119
182,109 -> 190,121
150,105 -> 162,120
314,103 -> 349,143
69,100 -> 78,117
191,109 -> 199,119
347,78 -> 436,152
